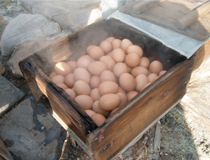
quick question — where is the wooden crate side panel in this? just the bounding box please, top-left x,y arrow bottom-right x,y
87,56 -> 195,160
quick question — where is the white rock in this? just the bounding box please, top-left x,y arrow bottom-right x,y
0,14 -> 61,56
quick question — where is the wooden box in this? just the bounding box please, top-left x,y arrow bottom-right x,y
19,19 -> 195,160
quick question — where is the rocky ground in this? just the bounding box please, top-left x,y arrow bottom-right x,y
0,0 -> 210,160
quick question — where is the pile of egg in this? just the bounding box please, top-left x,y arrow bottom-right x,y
49,37 -> 167,127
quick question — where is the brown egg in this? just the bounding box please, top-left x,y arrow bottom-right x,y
54,62 -> 72,76
127,45 -> 143,57
127,91 -> 138,101
56,83 -> 68,90
86,45 -> 95,53
112,48 -> 125,63
136,74 -> 149,92
51,75 -> 65,84
67,61 -> 77,71
90,88 -> 101,101
100,70 -> 116,82
148,73 -> 158,82
92,101 -> 110,117
141,83 -> 151,91
106,52 -> 113,57
113,63 -> 128,77
99,56 -> 116,71
91,113 -> 106,127
100,40 -> 112,53
131,66 -> 149,78
125,52 -> 140,67
64,73 -> 75,88
118,87 -> 126,94
88,61 -> 107,75
90,76 -> 100,88
49,71 -> 57,79
110,107 -> 119,115
98,81 -> 119,96
119,73 -> 136,91
75,95 -> 93,110
88,46 -> 104,60
159,70 -> 167,76
112,39 -> 121,49
74,80 -> 91,95
139,57 -> 150,68
116,92 -> 128,107
99,94 -> 120,111
149,60 -> 163,74
85,110 -> 96,117
127,65 -> 132,73
106,37 -> 115,43
77,55 -> 93,69
74,68 -> 90,83
65,88 -> 76,99
121,39 -> 133,52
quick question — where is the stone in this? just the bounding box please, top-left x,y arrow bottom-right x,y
0,98 -> 61,160
0,14 -> 61,56
7,32 -> 69,77
0,74 -> 25,117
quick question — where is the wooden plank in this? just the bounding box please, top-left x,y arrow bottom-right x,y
0,138 -> 14,160
87,56 -> 195,160
119,0 -> 210,41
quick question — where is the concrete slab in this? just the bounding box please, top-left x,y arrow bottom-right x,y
0,75 -> 25,117
0,97 -> 61,160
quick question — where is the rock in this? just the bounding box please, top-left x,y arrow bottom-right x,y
0,61 -> 5,75
0,14 -> 61,56
0,98 -> 61,160
7,32 -> 70,77
0,74 -> 25,117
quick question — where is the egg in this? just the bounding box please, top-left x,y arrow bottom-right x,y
90,76 -> 100,88
88,46 -> 104,60
112,39 -> 121,49
125,52 -> 140,67
88,61 -> 107,75
77,55 -> 93,69
91,113 -> 106,127
64,73 -> 75,88
49,71 -> 57,79
110,107 -> 119,115
99,94 -> 120,111
100,70 -> 116,82
148,73 -> 158,82
99,56 -> 116,71
149,60 -> 163,74
127,91 -> 138,101
90,88 -> 101,101
98,81 -> 119,95
85,110 -> 96,117
51,75 -> 65,84
92,101 -> 110,117
141,83 -> 151,91
139,57 -> 150,68
65,88 -> 76,99
74,68 -> 90,83
127,45 -> 143,57
86,45 -> 95,53
56,83 -> 68,90
106,52 -> 113,57
67,61 -> 77,71
116,92 -> 128,107
136,74 -> 149,92
118,87 -> 126,94
54,62 -> 72,76
75,95 -> 93,110
112,48 -> 125,63
119,73 -> 136,91
74,80 -> 91,95
106,37 -> 115,43
100,40 -> 112,53
159,70 -> 167,76
121,39 -> 133,52
131,66 -> 149,78
113,63 -> 128,77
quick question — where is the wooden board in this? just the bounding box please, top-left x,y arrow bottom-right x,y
119,0 -> 210,41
